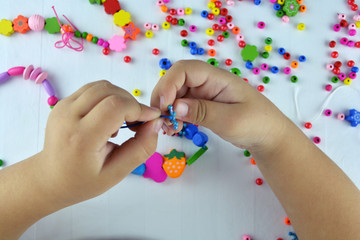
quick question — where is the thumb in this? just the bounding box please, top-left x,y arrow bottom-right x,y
101,118 -> 163,179
174,98 -> 230,133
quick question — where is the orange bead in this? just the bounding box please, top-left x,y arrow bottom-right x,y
296,0 -> 303,4
232,26 -> 240,34
285,217 -> 291,225
250,158 -> 256,165
291,61 -> 299,68
210,0 -> 216,2
208,49 -> 216,56
160,5 -> 168,12
86,34 -> 93,42
299,5 -> 306,12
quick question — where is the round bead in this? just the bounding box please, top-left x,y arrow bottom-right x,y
103,48 -> 110,55
325,84 -> 333,91
208,39 -> 215,46
124,56 -> 131,63
283,67 -> 291,75
180,30 -> 188,37
265,37 -> 272,45
304,122 -> 312,129
264,45 -> 272,52
152,24 -> 160,31
337,113 -> 345,120
255,178 -> 263,185
242,235 -> 252,240
152,48 -> 160,55
132,89 -> 141,96
189,25 -> 197,32
326,64 -> 334,71
159,70 -> 166,77
331,51 -> 339,58
324,109 -> 332,116
177,8 -> 185,15
253,68 -> 260,75
145,30 -> 153,38
290,76 -> 298,83
313,137 -> 321,144
261,63 -> 268,70
257,21 -> 266,29
344,78 -> 352,85
333,24 -> 341,32
329,41 -> 336,48
282,15 -> 290,23
47,96 -> 58,106
225,59 -> 232,66
244,150 -> 251,157
257,85 -> 265,92
23,65 -> 34,80
144,23 -> 151,29
28,15 -> 45,31
297,23 -> 305,30
185,8 -> 192,15
206,28 -> 214,36
285,217 -> 291,225
162,22 -> 170,29
263,76 -> 270,84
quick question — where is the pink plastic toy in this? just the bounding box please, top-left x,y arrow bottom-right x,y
28,14 -> 45,31
143,152 -> 167,183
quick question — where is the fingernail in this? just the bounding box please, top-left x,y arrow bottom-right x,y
175,102 -> 188,117
154,119 -> 163,133
160,96 -> 165,109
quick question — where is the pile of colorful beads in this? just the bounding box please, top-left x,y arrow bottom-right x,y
269,0 -> 306,23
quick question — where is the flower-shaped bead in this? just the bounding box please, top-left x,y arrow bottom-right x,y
122,22 -> 141,40
0,19 -> 15,36
345,109 -> 360,127
13,15 -> 30,34
113,10 -> 131,27
103,0 -> 121,15
241,45 -> 259,62
283,0 -> 300,17
108,35 -> 127,52
44,17 -> 61,34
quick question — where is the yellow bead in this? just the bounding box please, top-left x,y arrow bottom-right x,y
297,23 -> 305,31
132,89 -> 141,96
185,8 -> 192,15
356,21 -> 360,28
344,78 -> 352,85
145,30 -> 153,38
101,0 -> 106,3
113,10 -> 131,27
160,70 -> 167,77
0,19 -> 15,36
206,28 -> 214,36
264,45 -> 272,52
277,0 -> 285,5
212,8 -> 220,15
208,2 -> 215,9
162,22 -> 170,29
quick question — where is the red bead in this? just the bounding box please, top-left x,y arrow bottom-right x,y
215,1 -> 222,8
243,78 -> 248,82
152,48 -> 160,55
225,59 -> 233,66
255,178 -> 263,185
332,67 -> 341,75
180,30 -> 188,37
304,122 -> 312,129
329,40 -> 336,48
220,24 -> 228,31
284,52 -> 291,60
257,85 -> 264,92
348,0 -> 355,4
166,15 -> 173,23
277,239 -> 284,240
124,56 -> 131,63
225,15 -> 233,22
331,51 -> 339,58
356,42 -> 360,48
334,61 -> 342,68
217,35 -> 225,42
340,19 -> 348,27
103,0 -> 121,15
171,18 -> 178,25
352,4 -> 358,11
207,13 -> 215,20
208,39 -> 215,46
347,60 -> 355,67
102,48 -> 110,55
220,8 -> 228,16
169,8 -> 177,15
238,40 -> 246,48
212,24 -> 220,31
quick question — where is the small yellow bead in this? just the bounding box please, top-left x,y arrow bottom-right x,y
145,30 -> 153,38
206,28 -> 214,36
264,45 -> 272,52
185,7 -> 192,15
132,89 -> 141,96
356,21 -> 360,28
101,0 -> 106,3
162,22 -> 170,29
297,23 -> 306,31
160,70 -> 167,77
208,2 -> 215,9
344,78 -> 352,85
212,7 -> 220,15
277,0 -> 285,5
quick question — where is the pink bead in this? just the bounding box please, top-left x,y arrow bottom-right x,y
337,113 -> 345,120
28,15 -> 45,31
324,109 -> 332,116
156,0 -> 164,6
177,8 -> 185,15
236,34 -> 244,41
349,23 -> 357,30
152,24 -> 159,31
189,25 -> 197,32
347,40 -> 355,47
102,41 -> 109,48
349,72 -> 357,79
353,15 -> 360,21
30,67 -> 42,81
252,68 -> 260,75
340,37 -> 349,45
349,29 -> 357,36
219,17 -> 226,24
333,24 -> 341,32
47,96 -> 58,106
226,0 -> 234,6
326,64 -> 334,70
227,22 -> 234,29
338,13 -> 346,19
338,73 -> 346,80
325,84 -> 333,91
313,137 -> 321,144
144,23 -> 152,29
282,15 -> 290,23
257,21 -> 266,29
23,65 -> 34,80
163,0 -> 170,3
261,63 -> 268,70
35,72 -> 48,84
8,67 -> 25,76
97,38 -> 104,46
269,0 -> 277,3
242,235 -> 252,240
283,67 -> 291,74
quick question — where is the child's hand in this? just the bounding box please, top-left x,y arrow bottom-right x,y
151,60 -> 290,153
40,81 -> 163,206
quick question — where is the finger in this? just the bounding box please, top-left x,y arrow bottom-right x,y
67,81 -> 104,101
100,118 -> 163,180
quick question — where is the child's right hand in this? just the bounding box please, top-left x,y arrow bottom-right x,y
151,60 -> 291,154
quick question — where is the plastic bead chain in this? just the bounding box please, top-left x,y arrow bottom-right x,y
0,66 -> 58,108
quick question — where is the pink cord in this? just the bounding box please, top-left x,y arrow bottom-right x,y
52,6 -> 84,52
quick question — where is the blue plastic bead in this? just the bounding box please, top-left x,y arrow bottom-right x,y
0,72 -> 10,84
190,48 -> 198,55
192,132 -> 208,148
271,66 -> 279,74
299,55 -> 306,62
197,48 -> 205,55
351,66 -> 359,73
132,163 -> 146,175
254,0 -> 261,5
345,109 -> 360,127
278,48 -> 286,55
189,41 -> 197,49
184,124 -> 199,140
274,3 -> 281,10
159,58 -> 172,70
201,10 -> 208,18
245,61 -> 253,69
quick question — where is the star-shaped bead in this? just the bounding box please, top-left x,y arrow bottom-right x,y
122,22 -> 141,40
345,109 -> 360,127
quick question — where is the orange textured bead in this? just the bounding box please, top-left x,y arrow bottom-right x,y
160,5 -> 168,12
208,49 -> 216,56
299,5 -> 306,12
232,26 -> 240,34
291,61 -> 299,68
86,34 -> 93,42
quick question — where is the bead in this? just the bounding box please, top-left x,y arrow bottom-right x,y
206,28 -> 214,35
192,132 -> 208,147
102,48 -> 110,55
178,19 -> 185,26
282,15 -> 290,23
47,96 -> 58,106
340,19 -> 348,27
236,34 -> 245,41
207,58 -> 219,67
255,178 -> 263,185
283,67 -> 291,74
171,18 -> 178,25
0,19 -> 15,36
257,21 -> 266,29
290,76 -> 298,83
238,41 -> 246,48
159,70 -> 166,77
263,76 -> 270,84
177,8 -> 185,15
346,109 -> 360,127
349,72 -> 357,79
152,48 -> 160,55
189,25 -> 197,32
227,22 -> 234,29
160,5 -> 168,12
218,17 -> 226,24
283,52 -> 291,60
162,22 -> 170,29
132,89 -> 141,96
225,59 -> 233,66
324,109 -> 332,116
208,39 -> 215,46
113,10 -> 131,27
264,45 -> 272,52
189,42 -> 197,49
265,37 -> 272,44
278,48 -> 286,55
253,68 -> 260,75
331,51 -> 339,58
132,163 -> 146,176
44,17 -> 61,34
86,34 -> 93,42
351,67 -> 359,73
245,61 -> 253,69
0,72 -> 10,84
122,22 -> 141,40
8,67 -> 25,76
230,68 -> 241,76
329,40 -> 336,48
304,122 -> 312,129
97,38 -> 104,46
185,8 -> 192,14
35,72 -> 48,84
42,80 -> 55,97
13,15 -> 30,34
325,84 -> 332,91
92,37 -> 99,44
186,146 -> 208,166
217,35 -> 224,42
28,15 -> 45,31
257,85 -> 265,92
244,150 -> 251,157
220,24 -> 228,32
338,73 -> 346,81
242,235 -> 252,240
337,113 -> 345,120
241,45 -> 259,62
347,60 -> 355,67
313,137 -> 321,144
271,66 -> 279,74
180,30 -> 188,37
0,159 -> 3,167
262,52 -> 269,59
299,55 -> 306,62
333,24 -> 341,32
291,61 -> 299,68
143,152 -> 167,183
145,30 -> 153,38
349,29 -> 357,36
169,8 -> 177,15
181,39 -> 188,47
144,23 -> 151,29
159,58 -> 172,70
261,63 -> 268,70
285,217 -> 291,225
344,78 -> 352,85
124,56 -> 132,63
232,27 -> 240,34
103,0 -> 121,15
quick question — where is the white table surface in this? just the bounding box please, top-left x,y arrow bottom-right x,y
1,0 -> 360,239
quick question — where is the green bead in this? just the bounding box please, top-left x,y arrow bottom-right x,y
0,159 -> 3,167
92,37 -> 99,44
207,58 -> 219,67
74,31 -> 81,38
222,31 -> 230,38
186,146 -> 208,166
263,76 -> 270,84
96,0 -> 102,4
241,45 -> 259,62
178,19 -> 185,26
50,105 -> 54,109
276,10 -> 285,18
331,76 -> 339,83
44,17 -> 61,34
89,0 -> 96,3
230,68 -> 241,76
244,150 -> 251,157
265,37 -> 272,45
82,32 -> 88,39
291,76 -> 298,83
181,39 -> 188,47
262,52 -> 270,59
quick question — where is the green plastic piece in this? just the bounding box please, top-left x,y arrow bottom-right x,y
74,31 -> 81,38
178,19 -> 185,26
50,105 -> 55,109
265,37 -> 272,45
241,45 -> 259,62
263,76 -> 270,84
207,58 -> 219,67
92,36 -> 99,44
244,150 -> 251,157
222,31 -> 230,38
0,159 -> 3,167
164,149 -> 185,160
331,76 -> 339,83
44,17 -> 61,34
283,0 -> 300,17
230,68 -> 241,76
181,39 -> 188,47
262,52 -> 270,59
82,32 -> 88,39
89,0 -> 96,3
291,76 -> 298,83
96,0 -> 102,4
276,10 -> 285,18
186,146 -> 208,166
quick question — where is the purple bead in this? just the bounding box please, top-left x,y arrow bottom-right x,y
347,41 -> 355,47
0,72 -> 10,84
42,79 -> 55,97
97,38 -> 104,46
333,24 -> 341,32
340,37 -> 349,45
349,72 -> 357,79
102,41 -> 110,48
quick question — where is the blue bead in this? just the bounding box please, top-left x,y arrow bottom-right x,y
159,58 -> 168,69
345,109 -> 360,127
254,0 -> 261,5
271,66 -> 279,74
274,3 -> 281,10
189,42 -> 197,49
197,48 -> 205,55
192,132 -> 208,147
245,61 -> 253,69
184,124 -> 198,140
201,10 -> 208,18
299,55 -> 306,62
190,48 -> 198,55
132,163 -> 146,175
278,48 -> 286,55
351,66 -> 359,73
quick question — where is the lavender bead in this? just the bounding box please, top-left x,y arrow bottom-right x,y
42,80 -> 55,97
0,72 -> 10,84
